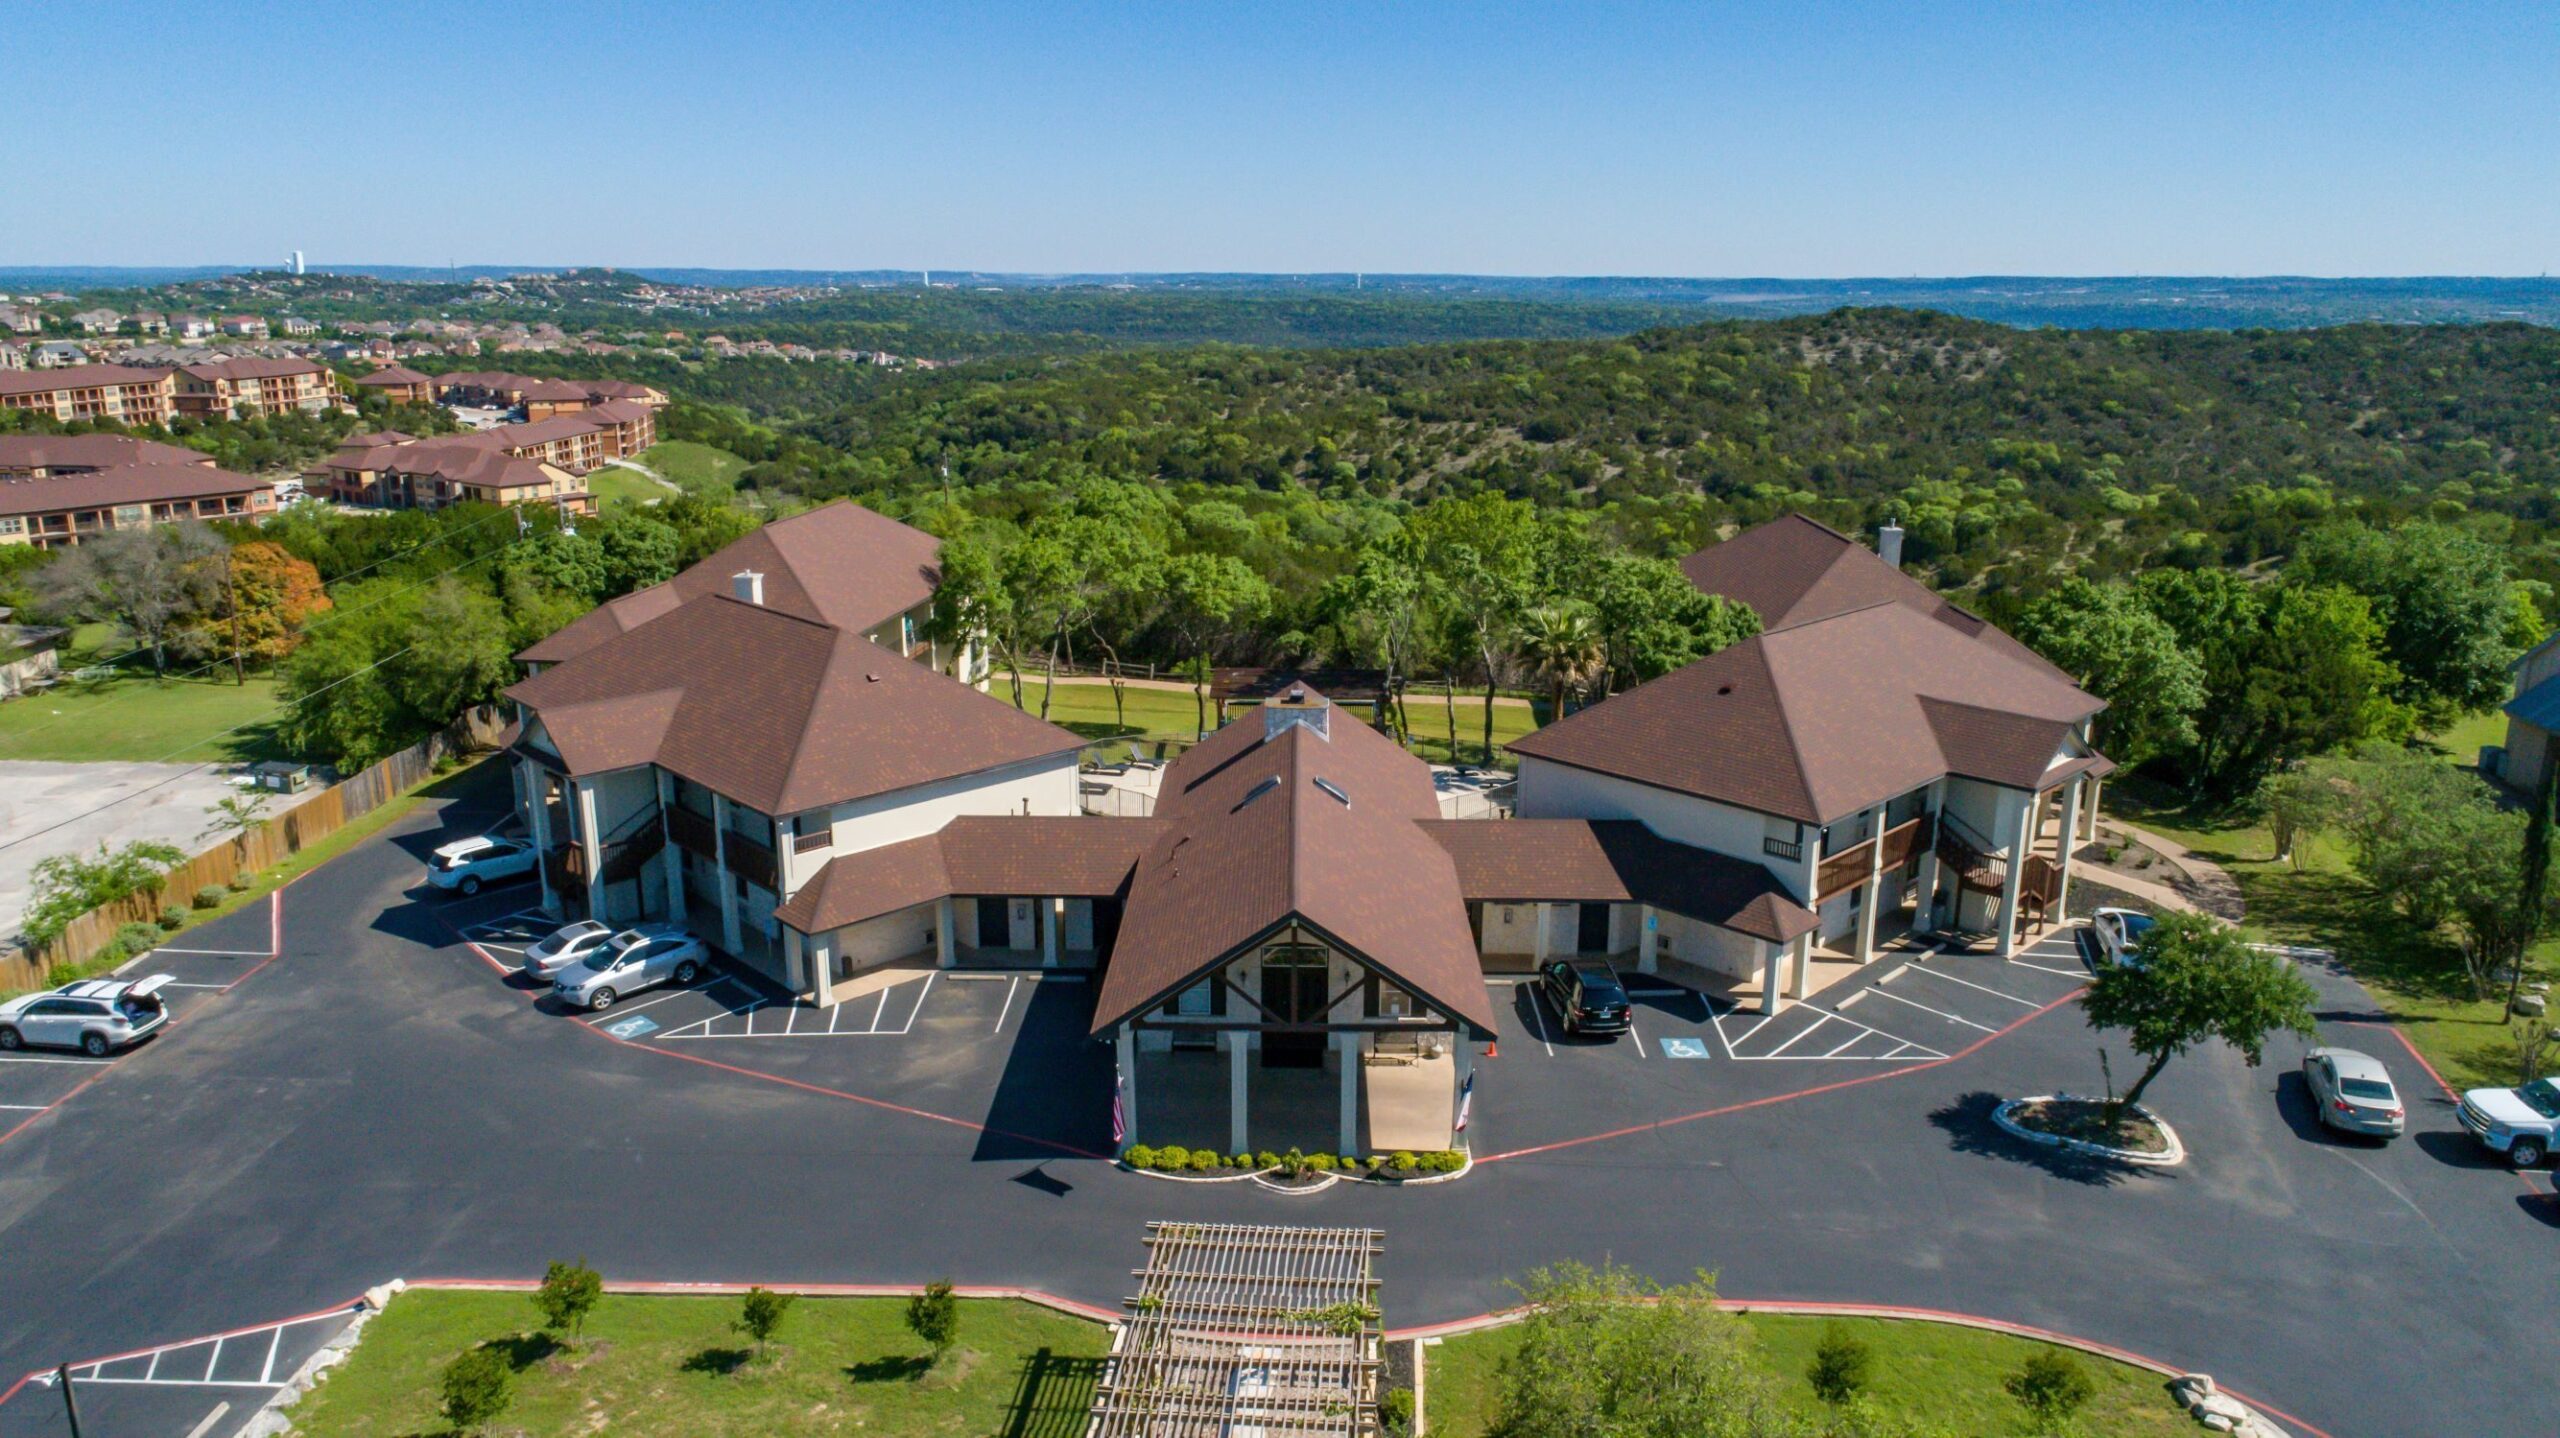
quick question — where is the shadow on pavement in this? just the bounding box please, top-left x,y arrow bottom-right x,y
2411,1128 -> 2517,1172
973,980 -> 1112,1163
1926,1090 -> 2149,1188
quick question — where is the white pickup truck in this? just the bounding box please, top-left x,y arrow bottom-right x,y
2458,1076 -> 2560,1167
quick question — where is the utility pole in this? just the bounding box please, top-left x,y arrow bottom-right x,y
56,1363 -> 83,1438
225,557 -> 246,685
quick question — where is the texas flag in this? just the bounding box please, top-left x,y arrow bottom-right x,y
1453,1070 -> 1475,1133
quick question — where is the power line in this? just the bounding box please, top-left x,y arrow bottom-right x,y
0,642 -> 421,855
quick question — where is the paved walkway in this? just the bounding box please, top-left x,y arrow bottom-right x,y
2082,819 -> 2248,922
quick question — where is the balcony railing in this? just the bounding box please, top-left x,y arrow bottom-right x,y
1761,835 -> 1803,863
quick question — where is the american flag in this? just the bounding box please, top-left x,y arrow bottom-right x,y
1453,1070 -> 1475,1133
1110,1073 -> 1126,1145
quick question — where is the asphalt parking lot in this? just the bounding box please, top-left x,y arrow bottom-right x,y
2,764 -> 2556,1438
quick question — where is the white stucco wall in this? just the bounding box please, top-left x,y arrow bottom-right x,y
778,753 -> 1079,894
1657,912 -> 1763,979
1515,758 -> 1796,861
817,901 -> 936,977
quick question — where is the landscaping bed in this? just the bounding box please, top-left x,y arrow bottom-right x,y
1423,1311 -> 2194,1435
285,1288 -> 1110,1437
1996,1096 -> 2181,1163
1120,1144 -> 1468,1183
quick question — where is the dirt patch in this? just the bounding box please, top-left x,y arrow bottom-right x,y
2006,1098 -> 2173,1155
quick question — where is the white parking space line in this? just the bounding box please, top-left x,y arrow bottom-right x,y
1523,991 -> 1555,1056
2009,956 -> 2089,978
159,981 -> 230,989
0,1055 -> 111,1066
62,1308 -> 357,1392
1626,1015 -> 1645,1057
184,1402 -> 232,1438
0,1103 -> 48,1111
576,984 -> 700,1025
1899,963 -> 2046,1006
871,987 -> 889,1031
993,977 -> 1021,1034
1857,986 -> 2000,1032
148,947 -> 269,957
1759,1013 -> 1837,1057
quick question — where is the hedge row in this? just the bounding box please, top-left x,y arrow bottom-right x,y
1119,1145 -> 1466,1177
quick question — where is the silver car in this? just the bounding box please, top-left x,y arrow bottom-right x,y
521,920 -> 615,983
551,926 -> 708,1012
0,975 -> 173,1056
2302,1047 -> 2405,1138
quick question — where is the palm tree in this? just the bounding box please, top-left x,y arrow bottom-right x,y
1519,605 -> 1605,730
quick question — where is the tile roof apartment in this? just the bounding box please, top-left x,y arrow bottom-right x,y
313,400 -> 658,515
0,443 -> 274,548
499,508 -> 2102,1158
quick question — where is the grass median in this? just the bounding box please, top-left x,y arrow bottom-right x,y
1002,676 -> 1540,767
289,1288 -> 1110,1437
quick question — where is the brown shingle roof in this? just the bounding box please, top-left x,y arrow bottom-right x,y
776,816 -> 1171,934
176,357 -> 326,382
0,462 -> 266,517
354,364 -> 431,386
0,364 -> 171,397
1681,513 -> 2073,680
1419,819 -> 1817,945
1510,599 -> 2104,824
518,501 -> 942,664
0,435 -> 210,472
1092,697 -> 1498,1037
506,592 -> 1081,817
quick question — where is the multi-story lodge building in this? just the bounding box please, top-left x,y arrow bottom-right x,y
170,357 -> 338,420
314,400 -> 655,512
0,365 -> 178,425
500,508 -> 2104,1156
434,372 -> 669,415
349,364 -> 437,406
0,435 -> 272,549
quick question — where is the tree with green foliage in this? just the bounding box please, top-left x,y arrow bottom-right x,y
2253,761 -> 2344,871
2514,765 -> 2556,1020
33,522 -> 228,676
533,1259 -> 603,1341
19,840 -> 187,951
438,1346 -> 513,1435
2080,911 -> 2318,1114
595,512 -> 681,594
2292,521 -> 2522,722
1411,493 -> 1547,765
736,1286 -> 795,1358
198,792 -> 269,866
1517,603 -> 1605,723
1806,1323 -> 1872,1407
2328,745 -> 2538,997
1577,552 -> 1759,695
2002,1350 -> 2093,1433
905,1279 -> 960,1358
1488,1261 -> 1796,1438
2016,579 -> 2205,765
1324,534 -> 1439,743
1160,551 -> 1270,739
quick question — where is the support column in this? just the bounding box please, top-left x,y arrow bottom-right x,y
2054,777 -> 2085,925
712,792 -> 741,956
936,896 -> 956,969
1338,1036 -> 1361,1157
1116,1026 -> 1138,1149
1854,802 -> 1887,962
1041,897 -> 1059,968
784,928 -> 807,993
524,761 -> 557,916
1758,939 -> 1783,1016
2083,778 -> 2104,842
1912,781 -> 1947,936
655,770 -> 684,923
812,933 -> 836,1007
1790,834 -> 1820,999
1994,796 -> 2031,959
1229,1033 -> 1249,1157
573,778 -> 604,921
1786,931 -> 1813,1000
1530,903 -> 1549,964
1635,904 -> 1657,975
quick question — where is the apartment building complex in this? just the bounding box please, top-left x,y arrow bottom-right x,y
0,435 -> 271,548
170,357 -> 338,419
0,365 -> 179,425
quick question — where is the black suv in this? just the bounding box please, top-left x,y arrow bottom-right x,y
1537,958 -> 1632,1037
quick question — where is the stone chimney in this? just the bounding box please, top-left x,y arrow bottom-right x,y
1876,522 -> 1904,570
732,569 -> 764,605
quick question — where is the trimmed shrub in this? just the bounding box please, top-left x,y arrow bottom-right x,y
1808,1323 -> 1872,1405
1338,1155 -> 1363,1172
1188,1149 -> 1220,1173
159,906 -> 186,930
2005,1350 -> 2094,1425
113,921 -> 160,955
1122,1145 -> 1156,1169
1308,1153 -> 1338,1172
1229,1153 -> 1254,1170
1381,1386 -> 1416,1436
439,1347 -> 512,1433
1255,1151 -> 1280,1170
1390,1151 -> 1419,1172
1153,1145 -> 1190,1171
226,875 -> 252,892
192,885 -> 225,910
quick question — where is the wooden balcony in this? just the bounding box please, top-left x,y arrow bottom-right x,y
665,804 -> 719,862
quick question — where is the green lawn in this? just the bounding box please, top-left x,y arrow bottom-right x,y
2109,710 -> 2548,1093
583,462 -> 672,510
289,1289 -> 1110,1438
1001,677 -> 1540,767
0,669 -> 285,763
630,440 -> 751,501
1427,1313 -> 2190,1436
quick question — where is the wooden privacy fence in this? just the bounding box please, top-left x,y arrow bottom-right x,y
0,707 -> 508,991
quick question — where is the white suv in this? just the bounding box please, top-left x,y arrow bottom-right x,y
2458,1077 -> 2559,1167
427,835 -> 538,896
0,976 -> 173,1056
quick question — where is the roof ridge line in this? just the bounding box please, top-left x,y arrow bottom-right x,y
1748,637 -> 1823,824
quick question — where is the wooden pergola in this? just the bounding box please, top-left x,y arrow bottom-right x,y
1085,1222 -> 1386,1437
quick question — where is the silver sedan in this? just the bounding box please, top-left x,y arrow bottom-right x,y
2303,1047 -> 2405,1139
521,920 -> 615,983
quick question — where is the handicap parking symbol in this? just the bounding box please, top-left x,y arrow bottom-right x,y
603,1015 -> 659,1041
1658,1037 -> 1709,1060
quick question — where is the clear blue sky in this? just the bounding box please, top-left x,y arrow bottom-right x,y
14,1 -> 2555,275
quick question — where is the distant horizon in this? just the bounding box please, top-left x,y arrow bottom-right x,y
6,265 -> 2558,285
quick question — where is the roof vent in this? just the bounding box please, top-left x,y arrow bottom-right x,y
1876,522 -> 1904,571
1238,775 -> 1282,810
865,672 -> 879,683
1716,684 -> 1733,696
1314,777 -> 1350,807
732,569 -> 765,606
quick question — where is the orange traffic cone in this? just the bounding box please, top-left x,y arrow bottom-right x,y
1485,1040 -> 1499,1059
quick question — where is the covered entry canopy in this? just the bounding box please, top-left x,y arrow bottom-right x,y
1421,817 -> 1819,945
1092,689 -> 1498,1037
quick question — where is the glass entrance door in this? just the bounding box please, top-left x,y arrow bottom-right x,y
1259,945 -> 1329,1067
